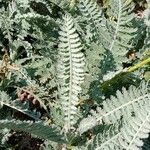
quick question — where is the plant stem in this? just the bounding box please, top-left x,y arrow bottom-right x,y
127,57 -> 150,73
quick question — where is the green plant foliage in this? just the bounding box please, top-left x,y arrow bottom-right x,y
87,98 -> 150,150
0,0 -> 150,149
0,119 -> 65,142
78,82 -> 150,133
105,0 -> 137,68
57,13 -> 85,132
77,0 -> 103,44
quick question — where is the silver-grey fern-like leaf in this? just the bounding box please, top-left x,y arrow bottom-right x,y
143,2 -> 150,52
119,100 -> 150,150
0,119 -> 65,143
106,0 -> 137,68
57,13 -> 85,132
87,98 -> 150,150
78,82 -> 149,134
0,91 -> 40,121
78,0 -> 137,69
77,0 -> 105,44
87,123 -> 121,150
